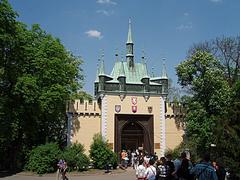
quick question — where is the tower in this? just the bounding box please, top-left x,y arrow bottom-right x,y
126,18 -> 134,68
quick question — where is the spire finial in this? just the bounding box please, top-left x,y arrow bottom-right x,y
115,48 -> 119,62
161,57 -> 168,78
141,49 -> 145,63
101,49 -> 104,60
127,18 -> 133,44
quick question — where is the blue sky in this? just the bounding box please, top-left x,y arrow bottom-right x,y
9,0 -> 240,95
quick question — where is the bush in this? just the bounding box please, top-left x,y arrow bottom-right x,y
61,143 -> 89,171
25,143 -> 60,174
89,134 -> 118,169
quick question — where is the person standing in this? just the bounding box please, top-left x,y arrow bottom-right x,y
172,154 -> 181,179
165,154 -> 175,180
190,153 -> 218,180
136,159 -> 146,180
156,157 -> 170,180
176,152 -> 193,180
121,150 -> 127,169
145,159 -> 157,180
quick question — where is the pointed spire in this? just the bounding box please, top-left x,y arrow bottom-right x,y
161,58 -> 168,79
126,18 -> 134,68
119,59 -> 125,77
127,18 -> 133,44
99,49 -> 105,75
95,59 -> 100,82
151,67 -> 155,77
121,51 -> 124,61
119,51 -> 125,77
141,49 -> 146,64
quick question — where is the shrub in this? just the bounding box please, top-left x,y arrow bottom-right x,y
89,134 -> 118,169
61,143 -> 89,171
25,143 -> 60,174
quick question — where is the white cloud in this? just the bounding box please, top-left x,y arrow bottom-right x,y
210,0 -> 222,2
184,12 -> 189,16
176,22 -> 193,31
85,30 -> 103,39
96,0 -> 117,5
96,9 -> 114,16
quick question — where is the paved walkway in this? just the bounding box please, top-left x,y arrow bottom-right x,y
1,168 -> 136,180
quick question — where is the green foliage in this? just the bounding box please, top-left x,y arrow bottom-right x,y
25,143 -> 60,174
176,50 -> 240,177
61,143 -> 89,171
89,134 -> 117,169
176,51 -> 231,155
0,0 -> 84,170
71,91 -> 93,101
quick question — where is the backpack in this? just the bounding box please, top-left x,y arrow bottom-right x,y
137,166 -> 145,178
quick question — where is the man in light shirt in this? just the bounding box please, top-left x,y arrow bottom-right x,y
145,159 -> 156,180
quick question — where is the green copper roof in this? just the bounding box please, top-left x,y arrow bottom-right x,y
127,18 -> 133,44
110,61 -> 149,83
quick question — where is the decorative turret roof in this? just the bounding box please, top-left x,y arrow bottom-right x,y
161,58 -> 168,79
95,59 -> 100,82
119,58 -> 126,77
99,50 -> 105,75
141,50 -> 149,79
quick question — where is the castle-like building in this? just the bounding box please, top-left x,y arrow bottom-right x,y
67,20 -> 184,157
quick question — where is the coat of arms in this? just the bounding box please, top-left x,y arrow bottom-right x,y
132,106 -> 137,113
148,106 -> 153,113
115,105 -> 121,113
131,97 -> 137,105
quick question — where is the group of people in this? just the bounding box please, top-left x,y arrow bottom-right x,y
121,149 -> 158,170
133,151 -> 225,180
57,150 -> 226,180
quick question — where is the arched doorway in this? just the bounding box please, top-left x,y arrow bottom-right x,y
121,121 -> 144,151
115,114 -> 153,155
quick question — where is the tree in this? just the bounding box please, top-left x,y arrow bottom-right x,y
176,51 -> 230,154
188,36 -> 240,86
89,134 -> 117,169
176,50 -> 240,176
71,91 -> 93,102
0,0 -> 84,170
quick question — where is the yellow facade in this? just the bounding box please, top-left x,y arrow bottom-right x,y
68,97 -> 184,157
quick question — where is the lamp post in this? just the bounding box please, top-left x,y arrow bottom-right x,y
210,143 -> 216,161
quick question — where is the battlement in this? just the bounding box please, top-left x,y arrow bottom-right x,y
66,99 -> 101,115
165,102 -> 185,118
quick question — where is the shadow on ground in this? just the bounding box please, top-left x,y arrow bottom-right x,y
0,170 -> 17,178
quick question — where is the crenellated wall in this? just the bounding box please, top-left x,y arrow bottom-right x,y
67,99 -> 185,154
67,100 -> 101,154
165,103 -> 185,150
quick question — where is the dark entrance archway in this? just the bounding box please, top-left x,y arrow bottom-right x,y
121,121 -> 144,151
115,114 -> 153,155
